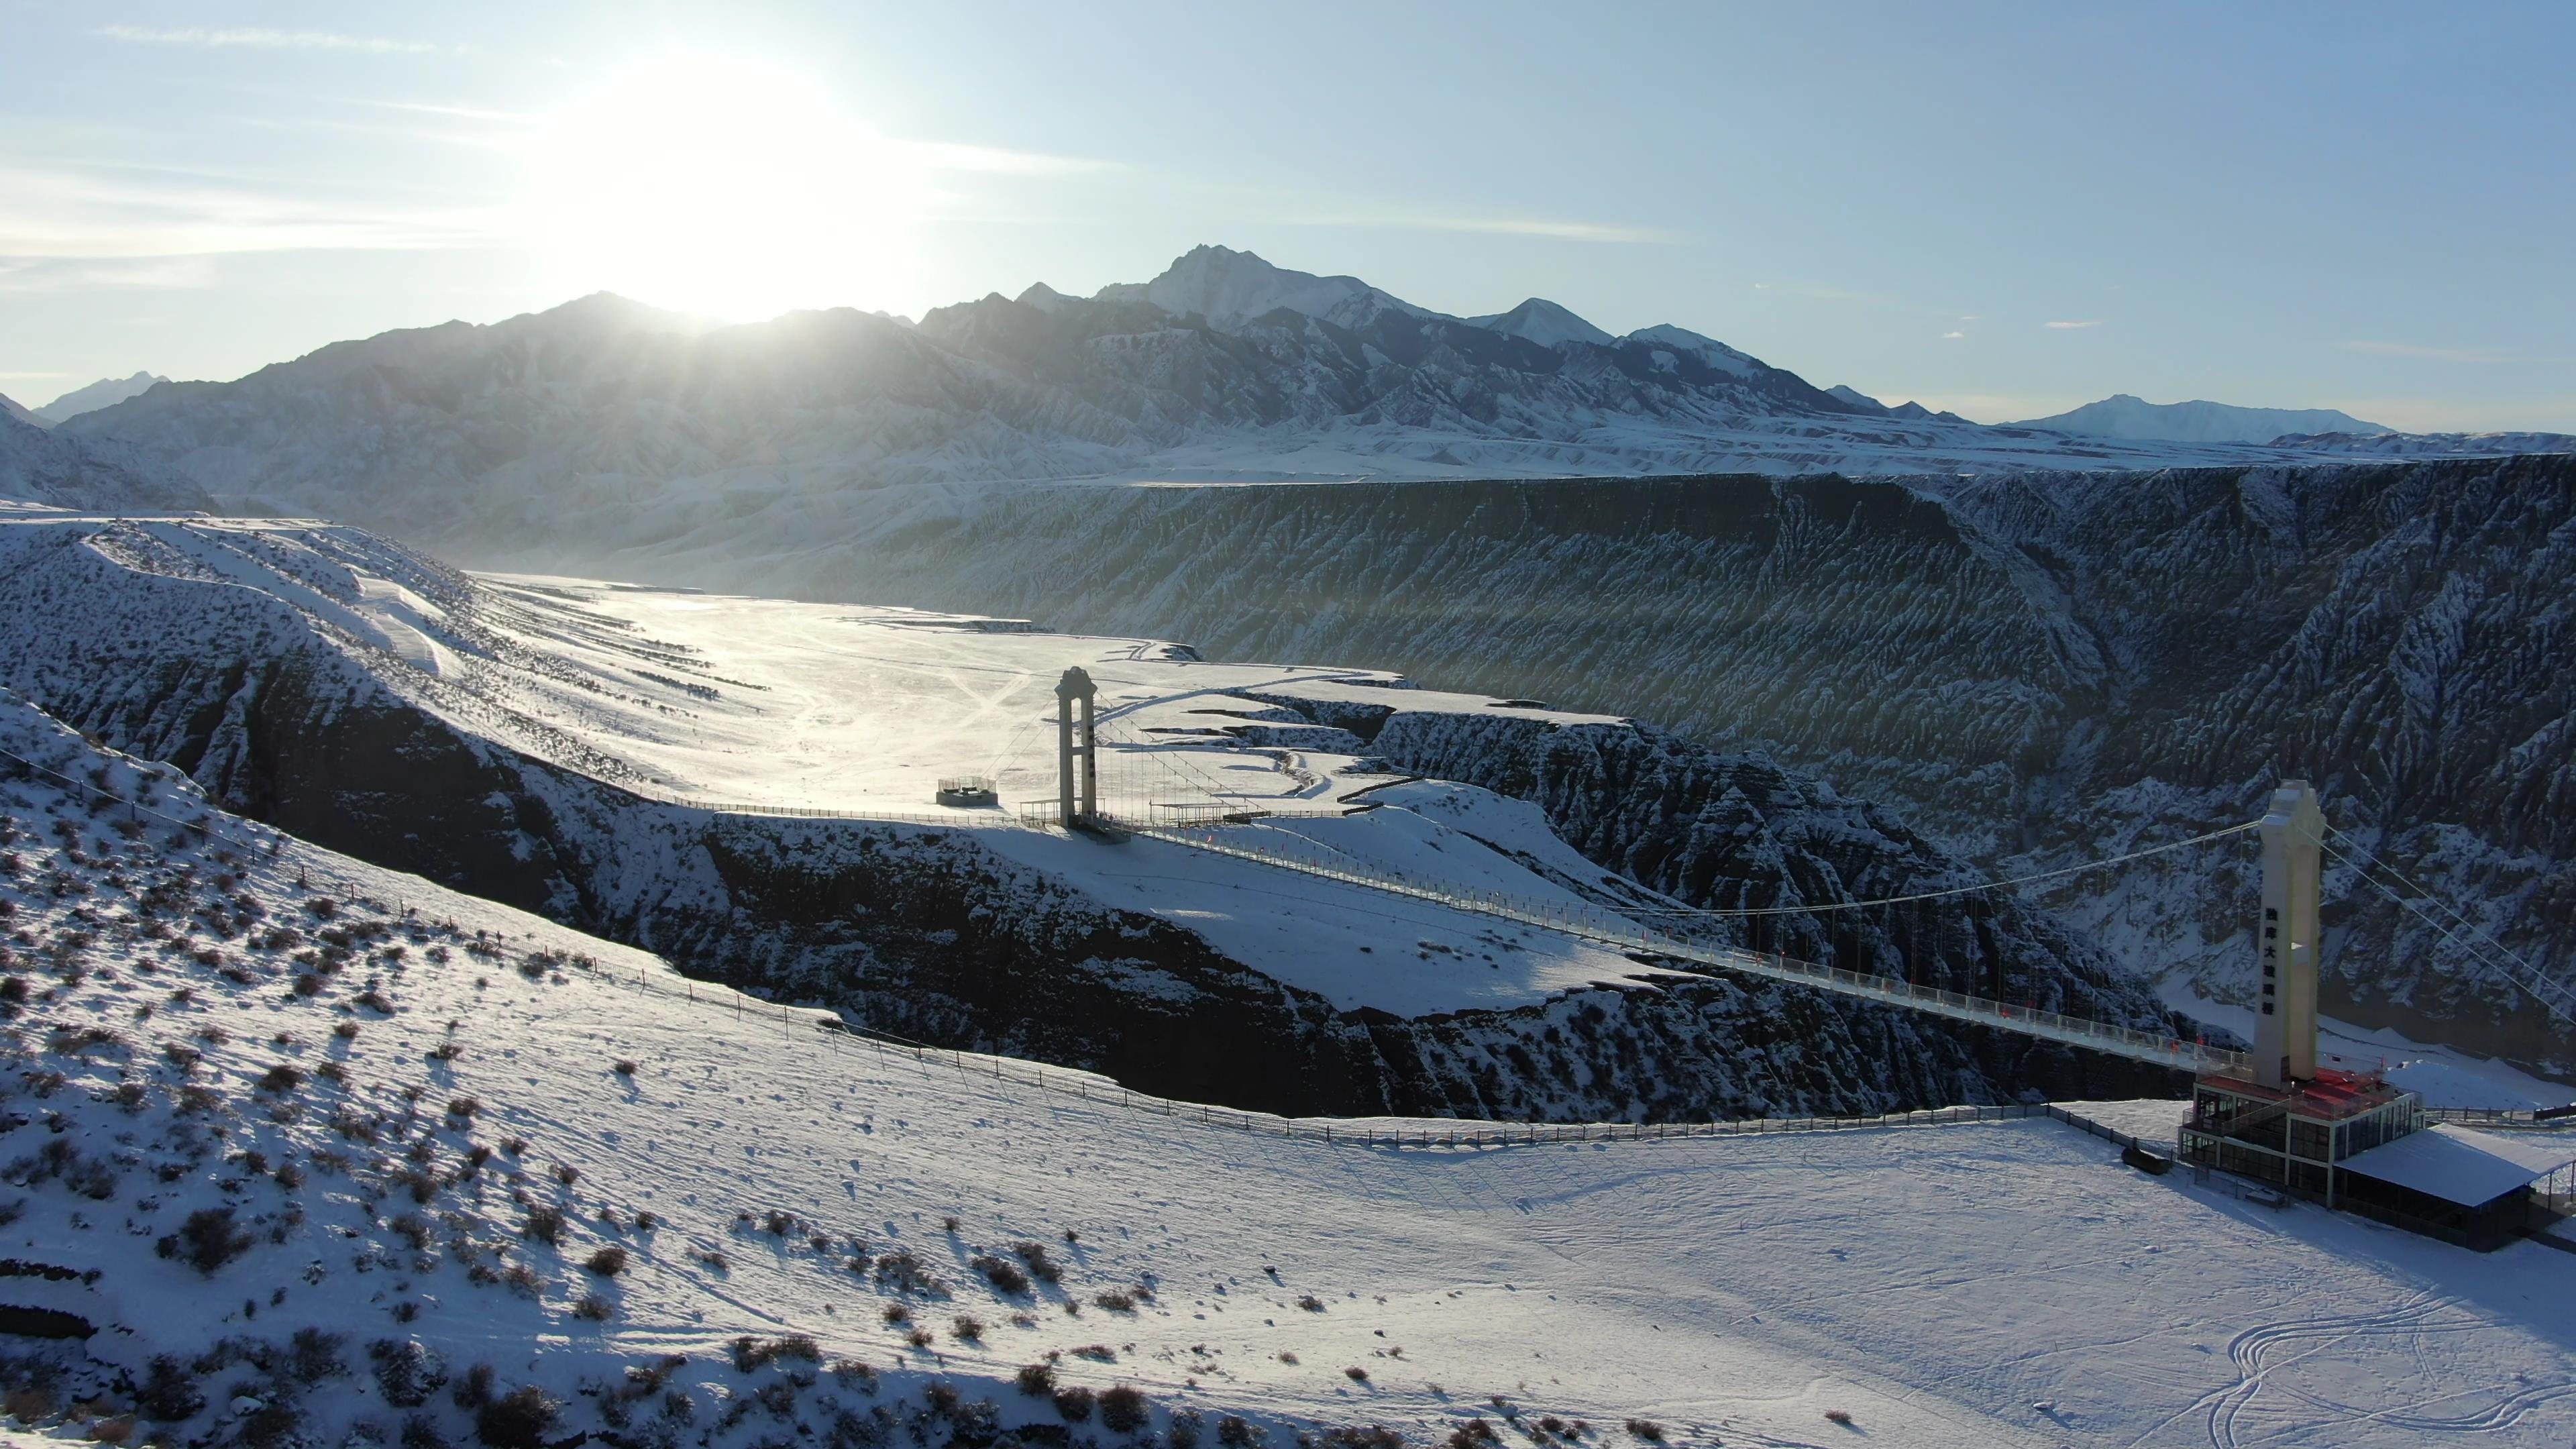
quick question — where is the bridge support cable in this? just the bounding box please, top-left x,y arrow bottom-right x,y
1120,816 -> 2250,1079
2306,824 -> 2576,1030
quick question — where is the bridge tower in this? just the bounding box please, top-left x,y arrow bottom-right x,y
1055,666 -> 1098,826
2254,780 -> 2325,1088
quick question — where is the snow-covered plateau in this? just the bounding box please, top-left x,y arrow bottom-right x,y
1,690 -> 2573,1449
573,460 -> 2576,1088
0,506 -> 2206,1121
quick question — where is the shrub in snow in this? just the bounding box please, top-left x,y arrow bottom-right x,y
971,1253 -> 1029,1294
574,1293 -> 613,1322
474,1385 -> 559,1449
728,1335 -> 820,1373
1216,1413 -> 1260,1446
1169,1409 -> 1205,1449
1010,1240 -> 1063,1283
612,1059 -> 637,1076
873,1249 -> 940,1295
522,1205 -> 565,1245
1015,1362 -> 1055,1395
1623,1422 -> 1662,1442
827,1358 -> 876,1391
136,1355 -> 205,1421
1296,1294 -> 1325,1312
1094,1289 -> 1137,1312
368,1339 -> 449,1407
951,1314 -> 985,1341
1100,1385 -> 1150,1434
1824,1409 -> 1854,1424
585,1245 -> 628,1277
257,1063 -> 304,1093
288,1326 -> 346,1384
1053,1385 -> 1095,1423
1342,1366 -> 1368,1382
158,1205 -> 252,1274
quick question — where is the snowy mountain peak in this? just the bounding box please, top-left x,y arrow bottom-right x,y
35,369 -> 170,424
2010,392 -> 2395,445
1106,243 -> 1432,332
1626,323 -> 1764,378
1467,297 -> 1615,348
1016,281 -> 1073,313
0,390 -> 42,429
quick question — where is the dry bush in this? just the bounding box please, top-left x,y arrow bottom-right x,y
257,1063 -> 305,1093
585,1246 -> 628,1277
521,1205 -> 565,1245
156,1205 -> 252,1274
475,1385 -> 559,1449
971,1253 -> 1030,1294
1014,1362 -> 1055,1395
1053,1386 -> 1095,1423
1099,1385 -> 1150,1434
1093,1289 -> 1136,1312
1623,1424 -> 1662,1442
1010,1240 -> 1063,1284
951,1314 -> 985,1342
573,1294 -> 613,1322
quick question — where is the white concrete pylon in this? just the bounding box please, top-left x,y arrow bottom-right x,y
2255,780 -> 2326,1087
1055,666 -> 1097,825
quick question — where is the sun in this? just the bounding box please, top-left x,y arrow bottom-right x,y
523,53 -> 922,322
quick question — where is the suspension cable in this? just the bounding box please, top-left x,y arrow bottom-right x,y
2305,824 -> 2576,1028
1625,819 -> 2263,918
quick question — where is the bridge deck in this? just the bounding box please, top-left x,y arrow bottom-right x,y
1122,817 -> 2252,1079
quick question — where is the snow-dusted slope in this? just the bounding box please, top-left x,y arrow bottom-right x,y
2011,394 -> 2394,443
0,407 -> 208,514
3,692 -> 2571,1449
34,371 -> 170,425
2275,427 -> 2576,457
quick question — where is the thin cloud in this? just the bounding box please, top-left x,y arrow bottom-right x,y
0,165 -> 500,264
2341,339 -> 2543,365
1289,209 -> 1678,244
2044,319 -> 2101,330
95,25 -> 441,54
900,141 -> 1121,177
1942,330 -> 1966,339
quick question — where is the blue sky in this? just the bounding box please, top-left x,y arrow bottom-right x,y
2,1 -> 2570,429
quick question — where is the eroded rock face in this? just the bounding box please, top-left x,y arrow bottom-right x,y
692,460 -> 2576,1079
0,513 -> 2178,1118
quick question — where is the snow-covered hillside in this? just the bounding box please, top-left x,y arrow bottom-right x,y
0,409 -> 207,515
2,690 -> 2573,1449
0,506 -> 2194,1120
50,245 -> 2564,568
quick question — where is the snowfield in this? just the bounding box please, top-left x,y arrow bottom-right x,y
3,692 -> 2575,1449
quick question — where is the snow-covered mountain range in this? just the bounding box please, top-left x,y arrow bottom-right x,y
32,244 -> 2566,560
2009,393 -> 2394,444
33,370 -> 170,424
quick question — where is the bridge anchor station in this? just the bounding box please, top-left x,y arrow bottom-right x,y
2179,782 -> 2576,1249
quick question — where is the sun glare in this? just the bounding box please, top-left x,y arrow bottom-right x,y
524,53 -> 922,322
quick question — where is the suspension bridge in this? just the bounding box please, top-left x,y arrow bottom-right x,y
1014,666 -> 2576,1087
